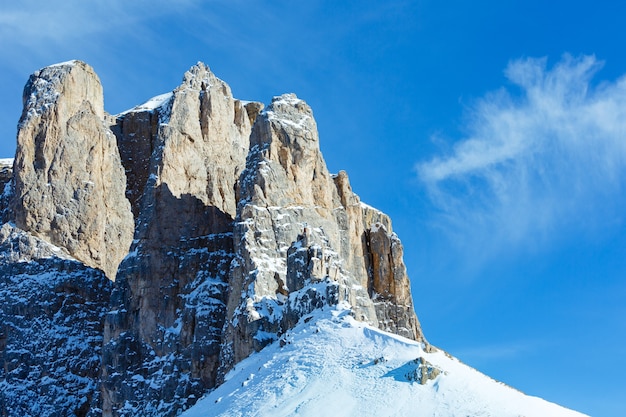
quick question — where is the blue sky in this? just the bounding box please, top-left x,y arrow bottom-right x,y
1,1 -> 625,415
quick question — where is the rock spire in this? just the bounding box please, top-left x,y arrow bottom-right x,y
11,60 -> 134,280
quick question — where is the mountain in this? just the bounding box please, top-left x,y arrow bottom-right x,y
182,307 -> 586,417
0,60 -> 585,417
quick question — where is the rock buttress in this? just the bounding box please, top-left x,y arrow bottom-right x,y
102,63 -> 256,416
218,94 -> 425,377
11,61 -> 134,280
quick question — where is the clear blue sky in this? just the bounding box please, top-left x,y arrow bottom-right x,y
1,2 -> 624,416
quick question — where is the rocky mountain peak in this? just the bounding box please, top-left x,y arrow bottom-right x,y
20,60 -> 104,126
181,62 -> 218,90
11,60 -> 133,280
1,61 -> 425,417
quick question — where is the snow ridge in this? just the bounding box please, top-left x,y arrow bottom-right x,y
184,306 -> 588,417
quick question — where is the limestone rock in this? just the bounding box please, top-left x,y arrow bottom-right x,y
0,159 -> 13,223
219,94 -> 424,375
0,159 -> 11,188
366,222 -> 423,340
404,357 -> 443,385
3,60 -> 427,417
11,61 -> 134,280
0,223 -> 113,417
108,108 -> 160,217
102,63 -> 255,416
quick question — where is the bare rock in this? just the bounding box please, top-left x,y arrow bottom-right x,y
108,108 -> 160,217
102,63 -> 254,416
0,159 -> 13,223
242,100 -> 264,126
0,159 -> 11,187
0,224 -> 113,417
220,94 -> 425,375
11,61 -> 134,280
404,357 -> 443,385
366,222 -> 424,341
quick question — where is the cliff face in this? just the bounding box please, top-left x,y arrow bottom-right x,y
0,61 -> 425,417
0,223 -> 113,417
11,61 -> 134,280
101,63 -> 255,416
218,94 -> 422,375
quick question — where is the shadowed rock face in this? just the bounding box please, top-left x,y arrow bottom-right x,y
0,159 -> 12,223
2,61 -> 425,417
101,63 -> 255,416
0,223 -> 113,417
11,61 -> 134,280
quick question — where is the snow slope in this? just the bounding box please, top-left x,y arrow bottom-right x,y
183,304 -> 587,417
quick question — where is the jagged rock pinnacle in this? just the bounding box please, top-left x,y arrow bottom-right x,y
11,60 -> 133,280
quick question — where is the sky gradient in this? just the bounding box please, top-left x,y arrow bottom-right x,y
1,2 -> 624,416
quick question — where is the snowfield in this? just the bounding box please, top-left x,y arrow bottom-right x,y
183,304 -> 587,417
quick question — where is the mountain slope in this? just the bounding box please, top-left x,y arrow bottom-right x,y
0,60 -> 588,417
183,304 -> 587,417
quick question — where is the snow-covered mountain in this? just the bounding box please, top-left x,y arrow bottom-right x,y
0,61 -> 587,417
183,305 -> 585,417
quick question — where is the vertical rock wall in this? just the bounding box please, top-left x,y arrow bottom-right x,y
2,61 -> 425,417
218,94 -> 425,376
101,64 -> 257,416
0,159 -> 12,223
11,61 -> 134,280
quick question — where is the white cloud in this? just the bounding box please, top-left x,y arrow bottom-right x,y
417,55 -> 626,255
0,1 -> 199,67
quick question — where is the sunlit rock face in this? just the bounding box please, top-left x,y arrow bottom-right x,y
101,63 -> 256,416
2,61 -> 424,417
219,94 -> 425,377
11,60 -> 134,280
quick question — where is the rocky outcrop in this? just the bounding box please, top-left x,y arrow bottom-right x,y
218,94 -> 425,374
366,222 -> 422,340
404,357 -> 443,385
101,63 -> 256,416
11,61 -> 134,280
2,61 -> 425,417
0,223 -> 113,417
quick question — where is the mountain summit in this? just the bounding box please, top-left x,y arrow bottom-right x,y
0,61 -> 584,417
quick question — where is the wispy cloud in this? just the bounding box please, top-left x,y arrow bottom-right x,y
0,0 -> 201,42
417,55 -> 626,258
0,0 -> 199,71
